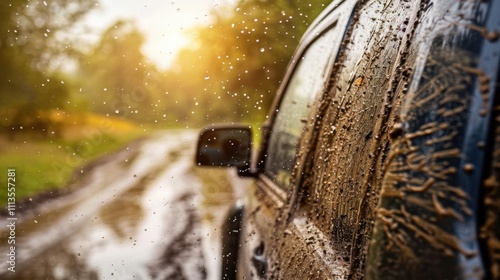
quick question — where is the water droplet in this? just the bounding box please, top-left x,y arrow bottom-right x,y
260,48 -> 265,52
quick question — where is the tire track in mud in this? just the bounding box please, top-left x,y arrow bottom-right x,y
149,193 -> 206,280
0,131 -> 224,280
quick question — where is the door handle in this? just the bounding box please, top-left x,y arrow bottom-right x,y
251,242 -> 267,278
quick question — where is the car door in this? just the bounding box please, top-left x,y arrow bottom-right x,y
365,0 -> 500,279
255,0 -> 445,279
237,1 -> 357,279
265,0 -> 499,279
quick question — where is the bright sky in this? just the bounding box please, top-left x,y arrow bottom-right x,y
83,0 -> 235,70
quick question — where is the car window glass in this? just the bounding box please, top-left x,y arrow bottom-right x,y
265,25 -> 339,188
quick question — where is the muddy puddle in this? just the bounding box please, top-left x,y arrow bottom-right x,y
0,130 -> 248,280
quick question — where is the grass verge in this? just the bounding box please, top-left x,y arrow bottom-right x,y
0,112 -> 147,207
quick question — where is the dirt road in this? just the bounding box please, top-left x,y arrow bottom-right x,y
0,130 -> 245,280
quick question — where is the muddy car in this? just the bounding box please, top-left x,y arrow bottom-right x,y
196,0 -> 500,279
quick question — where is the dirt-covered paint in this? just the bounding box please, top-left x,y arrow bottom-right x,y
239,0 -> 499,279
260,0 -> 429,278
367,0 -> 494,279
480,106 -> 500,279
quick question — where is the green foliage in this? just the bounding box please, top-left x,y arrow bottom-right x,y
0,117 -> 145,206
0,0 -> 97,134
77,20 -> 170,124
164,0 -> 331,125
14,0 -> 98,70
0,0 -> 332,131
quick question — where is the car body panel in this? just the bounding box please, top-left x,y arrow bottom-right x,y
366,0 -> 500,279
238,1 -> 358,278
195,0 -> 500,279
254,0 -> 499,278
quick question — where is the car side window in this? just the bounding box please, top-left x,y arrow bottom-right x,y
265,25 -> 340,188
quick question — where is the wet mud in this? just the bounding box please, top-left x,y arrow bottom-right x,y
259,0 -> 497,279
0,130 -> 238,280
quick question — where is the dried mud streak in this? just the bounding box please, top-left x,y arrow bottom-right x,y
270,219 -> 348,280
480,104 -> 500,279
266,1 -> 362,278
378,53 -> 475,258
375,1 -> 487,276
271,0 -> 427,278
348,0 -> 430,278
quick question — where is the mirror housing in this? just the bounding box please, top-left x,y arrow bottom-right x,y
196,124 -> 255,176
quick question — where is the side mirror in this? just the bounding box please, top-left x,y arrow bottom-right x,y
196,124 -> 253,174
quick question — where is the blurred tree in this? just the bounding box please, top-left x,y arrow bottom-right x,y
15,0 -> 98,70
165,0 -> 331,125
79,20 -> 163,123
0,0 -> 97,136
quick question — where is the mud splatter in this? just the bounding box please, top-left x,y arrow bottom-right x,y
479,106 -> 500,279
